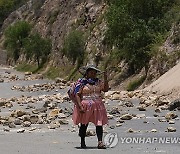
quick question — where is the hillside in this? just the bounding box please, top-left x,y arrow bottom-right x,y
0,0 -> 180,90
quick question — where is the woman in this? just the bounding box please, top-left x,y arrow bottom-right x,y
72,65 -> 109,149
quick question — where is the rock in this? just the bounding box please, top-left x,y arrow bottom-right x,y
124,101 -> 134,107
10,75 -> 17,80
49,109 -> 61,117
48,124 -> 56,129
158,119 -> 166,122
14,119 -> 23,125
143,120 -> 149,124
5,71 -> 11,74
3,128 -> 10,132
127,92 -> 134,98
109,125 -> 115,129
151,129 -> 157,133
11,110 -> 26,117
71,128 -> 76,132
153,114 -> 159,117
165,112 -> 178,120
104,91 -> 120,99
167,127 -> 176,132
35,74 -> 43,79
136,114 -> 146,119
26,104 -> 35,109
169,99 -> 180,111
137,105 -> 146,111
37,118 -> 44,124
58,113 -> 66,119
112,93 -> 121,100
116,118 -> 125,123
5,102 -> 13,108
22,121 -> 31,127
32,107 -> 47,114
9,122 -> 16,128
120,114 -> 133,120
109,107 -> 120,115
17,128 -> 25,133
107,114 -> 114,119
86,130 -> 96,136
55,77 -> 67,84
0,101 -> 5,107
48,102 -> 57,109
24,72 -> 32,76
30,115 -> 39,124
155,98 -> 170,107
127,128 -> 135,133
159,105 -> 168,110
48,121 -> 60,129
59,119 -> 69,125
29,127 -> 37,131
155,108 -> 161,113
116,123 -> 122,127
169,120 -> 175,124
22,115 -> 30,122
0,79 -> 4,83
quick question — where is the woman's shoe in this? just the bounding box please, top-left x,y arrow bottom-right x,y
81,142 -> 87,149
81,139 -> 87,149
97,141 -> 106,149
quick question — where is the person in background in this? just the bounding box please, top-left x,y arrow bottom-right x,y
72,65 -> 109,149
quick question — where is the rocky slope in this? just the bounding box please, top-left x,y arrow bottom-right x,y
0,0 -> 179,91
0,0 -> 107,65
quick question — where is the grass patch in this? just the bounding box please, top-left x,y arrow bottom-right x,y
126,75 -> 146,91
15,63 -> 39,73
43,66 -> 61,80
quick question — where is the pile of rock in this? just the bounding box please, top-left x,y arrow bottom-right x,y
0,93 -> 72,133
11,82 -> 67,92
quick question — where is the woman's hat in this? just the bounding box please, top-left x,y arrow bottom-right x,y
79,65 -> 101,75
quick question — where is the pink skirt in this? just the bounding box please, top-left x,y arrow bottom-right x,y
72,98 -> 108,126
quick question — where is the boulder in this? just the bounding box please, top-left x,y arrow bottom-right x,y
167,127 -> 176,132
165,112 -> 178,120
120,114 -> 133,120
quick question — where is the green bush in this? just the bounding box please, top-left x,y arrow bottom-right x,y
4,20 -> 32,61
126,75 -> 146,91
23,33 -> 52,67
105,0 -> 176,74
63,30 -> 85,65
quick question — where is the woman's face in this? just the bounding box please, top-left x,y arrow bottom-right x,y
86,69 -> 97,79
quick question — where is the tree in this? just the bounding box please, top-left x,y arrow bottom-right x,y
24,33 -> 52,67
63,30 -> 85,66
4,20 -> 31,62
105,0 -> 175,74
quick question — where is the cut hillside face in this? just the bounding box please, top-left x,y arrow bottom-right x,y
145,62 -> 180,100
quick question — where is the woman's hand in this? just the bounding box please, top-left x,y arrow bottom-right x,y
79,105 -> 85,113
75,93 -> 85,113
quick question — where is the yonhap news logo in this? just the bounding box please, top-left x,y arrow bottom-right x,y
104,133 -> 180,148
104,132 -> 118,148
